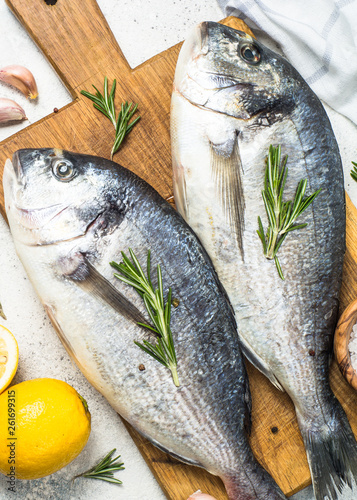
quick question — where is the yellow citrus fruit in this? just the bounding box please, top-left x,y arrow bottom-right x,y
0,325 -> 19,394
0,378 -> 91,479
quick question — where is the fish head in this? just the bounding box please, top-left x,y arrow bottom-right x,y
174,21 -> 296,120
3,148 -> 122,247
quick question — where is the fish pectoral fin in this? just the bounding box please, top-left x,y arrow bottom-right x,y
82,260 -> 147,324
209,134 -> 245,259
66,255 -> 147,325
239,337 -> 285,392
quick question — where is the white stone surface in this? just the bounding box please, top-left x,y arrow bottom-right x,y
1,0 -> 357,499
98,0 -> 222,69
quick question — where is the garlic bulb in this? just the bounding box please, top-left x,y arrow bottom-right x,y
0,65 -> 38,99
0,98 -> 27,123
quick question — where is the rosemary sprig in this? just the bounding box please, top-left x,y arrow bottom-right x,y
110,249 -> 179,387
81,77 -> 140,159
73,448 -> 124,484
257,145 -> 321,280
351,161 -> 357,182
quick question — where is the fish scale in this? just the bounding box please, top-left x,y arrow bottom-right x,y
171,21 -> 356,500
3,148 -> 286,499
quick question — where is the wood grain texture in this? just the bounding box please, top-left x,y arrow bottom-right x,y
1,1 -> 357,498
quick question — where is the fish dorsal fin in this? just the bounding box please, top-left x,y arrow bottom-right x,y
65,255 -> 146,325
210,134 -> 245,259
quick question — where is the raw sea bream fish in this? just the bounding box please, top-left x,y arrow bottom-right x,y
171,21 -> 357,500
3,149 -> 287,500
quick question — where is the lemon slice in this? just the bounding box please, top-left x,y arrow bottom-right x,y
0,325 -> 19,393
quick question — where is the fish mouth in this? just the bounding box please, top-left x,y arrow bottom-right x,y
3,157 -> 19,215
173,23 -> 208,90
174,22 -> 253,107
13,203 -> 69,230
3,153 -> 69,230
3,150 -> 27,194
4,150 -> 25,186
12,150 -> 23,181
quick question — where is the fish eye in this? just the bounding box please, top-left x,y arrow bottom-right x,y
52,159 -> 76,181
240,44 -> 261,65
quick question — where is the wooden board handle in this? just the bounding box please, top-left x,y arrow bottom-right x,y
5,0 -> 131,95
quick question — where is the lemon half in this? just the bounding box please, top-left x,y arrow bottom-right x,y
0,378 -> 91,479
0,325 -> 19,394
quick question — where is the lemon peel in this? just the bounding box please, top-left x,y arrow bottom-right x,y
0,378 -> 91,479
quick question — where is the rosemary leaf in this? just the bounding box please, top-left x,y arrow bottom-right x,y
136,322 -> 160,335
351,161 -> 357,182
274,256 -> 284,280
257,216 -> 267,254
81,77 -> 140,159
73,449 -> 124,485
257,145 -> 321,280
111,249 -> 180,387
135,340 -> 167,365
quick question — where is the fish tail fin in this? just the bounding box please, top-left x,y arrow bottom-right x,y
222,460 -> 287,499
297,397 -> 357,499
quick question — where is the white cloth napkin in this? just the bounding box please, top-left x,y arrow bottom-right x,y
217,0 -> 357,125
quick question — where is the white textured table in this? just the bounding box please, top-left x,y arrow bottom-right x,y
1,1 -> 357,499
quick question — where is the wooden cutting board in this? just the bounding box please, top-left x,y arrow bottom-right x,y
1,1 -> 357,498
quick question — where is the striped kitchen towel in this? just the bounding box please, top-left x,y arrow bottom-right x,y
217,0 -> 357,125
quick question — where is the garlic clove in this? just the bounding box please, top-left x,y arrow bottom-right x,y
0,65 -> 38,99
0,98 -> 27,124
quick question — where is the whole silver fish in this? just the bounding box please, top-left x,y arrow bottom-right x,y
171,21 -> 357,500
3,149 -> 286,500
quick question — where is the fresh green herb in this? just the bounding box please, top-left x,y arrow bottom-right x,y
73,448 -> 124,484
81,77 -> 140,159
351,161 -> 357,182
257,145 -> 321,280
111,249 -> 179,387
0,301 -> 6,321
